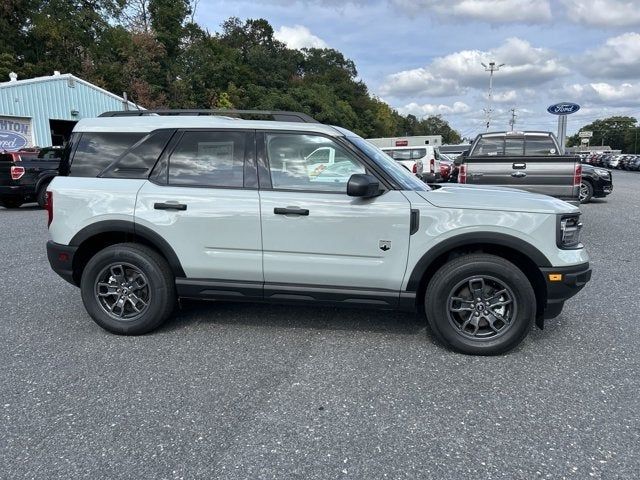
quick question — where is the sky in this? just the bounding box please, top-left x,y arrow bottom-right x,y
195,0 -> 640,138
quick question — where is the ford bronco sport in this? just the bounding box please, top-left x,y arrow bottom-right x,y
46,110 -> 591,355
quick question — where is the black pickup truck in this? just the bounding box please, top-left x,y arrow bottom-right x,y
0,147 -> 62,208
453,131 -> 581,204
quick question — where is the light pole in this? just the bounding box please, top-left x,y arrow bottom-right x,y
481,61 -> 505,131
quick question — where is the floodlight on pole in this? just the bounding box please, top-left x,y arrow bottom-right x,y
482,61 -> 505,131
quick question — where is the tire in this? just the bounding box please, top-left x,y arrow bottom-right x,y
36,184 -> 49,208
424,253 -> 535,355
0,198 -> 23,209
579,180 -> 593,204
80,243 -> 176,335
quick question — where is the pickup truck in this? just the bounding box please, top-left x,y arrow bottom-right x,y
0,147 -> 62,208
454,131 -> 581,204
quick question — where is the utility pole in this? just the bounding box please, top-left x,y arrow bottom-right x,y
509,108 -> 517,131
481,61 -> 505,132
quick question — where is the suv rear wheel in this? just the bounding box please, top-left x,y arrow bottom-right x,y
425,253 -> 535,355
80,243 -> 176,335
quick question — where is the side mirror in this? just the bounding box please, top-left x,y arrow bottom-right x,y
347,174 -> 381,198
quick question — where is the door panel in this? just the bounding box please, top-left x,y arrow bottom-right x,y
260,190 -> 411,291
135,182 -> 262,280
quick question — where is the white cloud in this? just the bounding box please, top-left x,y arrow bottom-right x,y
561,81 -> 640,106
398,101 -> 471,117
392,0 -> 552,23
560,0 -> 640,27
486,90 -> 518,103
274,25 -> 328,50
379,37 -> 568,99
579,33 -> 640,79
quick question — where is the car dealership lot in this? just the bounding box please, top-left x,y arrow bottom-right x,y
1,172 -> 638,479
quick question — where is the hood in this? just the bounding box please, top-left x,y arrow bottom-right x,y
418,184 -> 580,214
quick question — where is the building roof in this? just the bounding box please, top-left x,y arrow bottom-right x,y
0,73 -> 139,109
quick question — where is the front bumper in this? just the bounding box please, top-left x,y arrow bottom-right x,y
539,262 -> 592,321
47,240 -> 78,286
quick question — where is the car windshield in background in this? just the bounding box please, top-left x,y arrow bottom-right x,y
347,136 -> 429,191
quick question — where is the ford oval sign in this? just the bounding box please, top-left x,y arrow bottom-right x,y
0,132 -> 28,151
547,102 -> 580,115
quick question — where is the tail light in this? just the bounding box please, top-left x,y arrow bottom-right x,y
45,191 -> 53,228
573,163 -> 582,187
458,164 -> 467,183
430,158 -> 435,173
10,165 -> 25,180
412,163 -> 417,173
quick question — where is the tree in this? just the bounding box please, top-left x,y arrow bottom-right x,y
567,116 -> 637,152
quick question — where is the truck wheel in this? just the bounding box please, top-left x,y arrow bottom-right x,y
0,198 -> 23,209
425,253 -> 535,355
80,243 -> 176,335
579,181 -> 593,204
36,184 -> 49,208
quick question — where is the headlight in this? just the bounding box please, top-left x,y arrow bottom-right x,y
594,168 -> 609,177
557,214 -> 583,249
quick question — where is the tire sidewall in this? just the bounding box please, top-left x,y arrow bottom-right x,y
80,245 -> 173,334
426,258 -> 535,355
579,181 -> 593,204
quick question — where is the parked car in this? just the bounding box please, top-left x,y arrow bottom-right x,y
454,131 -> 581,204
0,147 -> 62,208
46,109 -> 591,355
579,164 -> 613,203
380,146 -> 435,179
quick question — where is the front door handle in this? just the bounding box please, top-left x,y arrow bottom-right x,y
274,207 -> 309,216
154,202 -> 187,211
511,171 -> 527,178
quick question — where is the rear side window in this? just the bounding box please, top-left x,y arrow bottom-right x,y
70,133 -> 144,177
525,136 -> 557,156
101,130 -> 173,178
168,131 -> 246,188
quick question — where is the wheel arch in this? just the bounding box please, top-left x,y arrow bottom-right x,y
69,220 -> 185,285
407,233 -> 550,318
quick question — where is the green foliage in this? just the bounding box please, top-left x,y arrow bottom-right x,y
0,7 -> 461,141
566,116 -> 638,152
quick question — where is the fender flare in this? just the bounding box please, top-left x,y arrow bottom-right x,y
405,232 -> 552,292
69,220 -> 186,277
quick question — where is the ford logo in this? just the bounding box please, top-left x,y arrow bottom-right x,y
0,132 -> 28,151
547,102 -> 580,115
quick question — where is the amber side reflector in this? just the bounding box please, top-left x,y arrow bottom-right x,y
548,274 -> 563,282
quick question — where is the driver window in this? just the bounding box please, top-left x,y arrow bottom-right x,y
266,133 -> 365,192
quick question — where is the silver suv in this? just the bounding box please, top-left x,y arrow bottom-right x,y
46,110 -> 591,355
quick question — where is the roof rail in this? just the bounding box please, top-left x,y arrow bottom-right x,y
98,109 -> 319,123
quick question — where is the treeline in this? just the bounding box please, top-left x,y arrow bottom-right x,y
0,0 -> 461,141
566,116 -> 640,153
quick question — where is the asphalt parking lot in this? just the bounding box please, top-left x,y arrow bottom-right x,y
1,172 -> 638,480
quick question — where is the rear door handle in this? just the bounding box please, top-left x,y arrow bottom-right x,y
154,202 -> 187,211
511,171 -> 527,178
274,207 -> 309,216
513,163 -> 526,169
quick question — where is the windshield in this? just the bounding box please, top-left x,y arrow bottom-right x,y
346,136 -> 429,191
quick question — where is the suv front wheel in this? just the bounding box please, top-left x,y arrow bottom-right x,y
80,243 -> 176,335
425,253 -> 535,355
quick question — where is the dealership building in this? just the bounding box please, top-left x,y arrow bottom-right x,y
0,72 -> 137,151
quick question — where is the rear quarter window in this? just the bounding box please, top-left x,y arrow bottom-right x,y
69,132 -> 145,177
